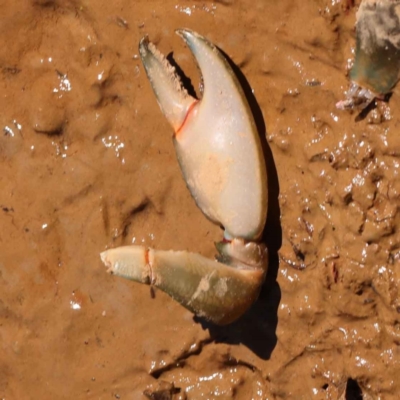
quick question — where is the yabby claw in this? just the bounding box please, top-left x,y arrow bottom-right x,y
100,29 -> 268,325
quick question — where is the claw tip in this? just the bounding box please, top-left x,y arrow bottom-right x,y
100,250 -> 114,274
138,35 -> 150,56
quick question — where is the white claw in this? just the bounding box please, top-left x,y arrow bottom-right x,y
140,29 -> 267,241
101,30 -> 269,325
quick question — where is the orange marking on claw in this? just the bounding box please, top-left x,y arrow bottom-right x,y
174,100 -> 198,138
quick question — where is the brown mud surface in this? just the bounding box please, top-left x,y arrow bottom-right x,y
1,0 -> 400,398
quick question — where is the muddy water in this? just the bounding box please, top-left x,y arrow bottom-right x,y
1,0 -> 400,398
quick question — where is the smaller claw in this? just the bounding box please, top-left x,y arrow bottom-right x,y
101,240 -> 267,325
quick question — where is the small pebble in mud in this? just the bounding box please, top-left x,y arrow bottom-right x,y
115,16 -> 128,29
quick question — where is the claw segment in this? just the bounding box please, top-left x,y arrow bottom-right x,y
139,29 -> 267,240
139,36 -> 196,132
101,241 -> 267,325
101,30 -> 269,325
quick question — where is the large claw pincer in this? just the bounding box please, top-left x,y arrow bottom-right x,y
100,29 -> 268,325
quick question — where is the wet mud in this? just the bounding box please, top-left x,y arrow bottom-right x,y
1,0 -> 400,398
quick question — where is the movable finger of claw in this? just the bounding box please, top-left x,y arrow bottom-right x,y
139,36 -> 196,133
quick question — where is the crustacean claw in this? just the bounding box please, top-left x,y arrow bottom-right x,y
337,0 -> 400,110
100,29 -> 268,325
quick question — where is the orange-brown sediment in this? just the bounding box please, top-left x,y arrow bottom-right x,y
1,0 -> 399,398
